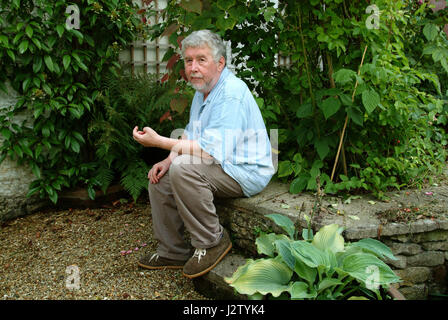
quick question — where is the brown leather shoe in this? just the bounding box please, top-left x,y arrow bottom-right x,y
182,229 -> 232,279
138,253 -> 187,270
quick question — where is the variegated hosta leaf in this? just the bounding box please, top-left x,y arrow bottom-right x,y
348,296 -> 370,300
288,281 -> 317,299
294,258 -> 317,285
317,278 -> 343,293
225,257 -> 293,297
290,240 -> 335,270
350,238 -> 398,261
256,233 -> 289,257
274,238 -> 296,269
312,224 -> 345,254
265,213 -> 296,239
342,252 -> 401,287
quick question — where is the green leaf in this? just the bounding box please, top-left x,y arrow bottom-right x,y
22,78 -> 31,91
13,144 -> 23,158
312,224 -> 345,254
7,50 -> 15,61
290,240 -> 332,270
180,0 -> 202,14
256,233 -> 289,257
48,190 -> 58,204
1,128 -> 12,140
18,40 -> 29,54
265,214 -> 296,239
288,281 -> 316,299
70,139 -> 80,153
87,185 -> 96,200
423,23 -> 438,41
274,239 -> 296,269
290,175 -> 309,194
0,35 -> 8,46
71,131 -> 85,143
44,55 -> 54,72
56,25 -> 65,38
77,60 -> 89,72
225,257 -> 293,297
347,106 -> 364,126
27,185 -> 41,198
296,102 -> 313,118
217,0 -> 235,11
277,160 -> 293,177
432,49 -> 444,62
63,55 -> 71,70
341,253 -> 401,287
33,57 -> 42,73
25,25 -> 33,38
320,97 -> 341,119
216,16 -> 237,31
441,58 -> 448,74
42,83 -> 51,95
315,137 -> 329,160
351,238 -> 398,261
31,37 -> 41,49
340,94 -> 353,106
294,257 -> 318,285
362,89 -> 380,114
263,7 -> 276,22
317,278 -> 342,292
333,68 -> 357,85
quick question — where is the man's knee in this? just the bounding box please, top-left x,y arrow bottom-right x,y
148,173 -> 169,196
169,154 -> 201,185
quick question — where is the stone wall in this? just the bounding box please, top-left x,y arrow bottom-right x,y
382,230 -> 448,299
0,82 -> 46,222
216,181 -> 448,300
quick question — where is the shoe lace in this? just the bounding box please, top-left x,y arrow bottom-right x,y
149,253 -> 159,262
193,248 -> 207,263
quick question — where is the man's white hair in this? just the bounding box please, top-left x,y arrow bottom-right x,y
181,30 -> 227,63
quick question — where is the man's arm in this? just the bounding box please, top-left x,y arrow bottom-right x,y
133,126 -> 213,160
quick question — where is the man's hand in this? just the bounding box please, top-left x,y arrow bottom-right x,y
148,157 -> 171,184
133,126 -> 160,148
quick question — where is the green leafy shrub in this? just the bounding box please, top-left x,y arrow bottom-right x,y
0,0 -> 148,203
225,214 -> 401,300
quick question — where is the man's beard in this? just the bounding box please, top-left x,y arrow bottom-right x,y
188,73 -> 212,93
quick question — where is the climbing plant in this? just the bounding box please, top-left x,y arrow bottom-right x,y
0,0 -> 149,203
149,0 -> 448,199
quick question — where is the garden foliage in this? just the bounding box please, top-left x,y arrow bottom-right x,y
1,0 -> 448,203
0,0 -> 156,202
152,0 -> 448,199
225,214 -> 401,300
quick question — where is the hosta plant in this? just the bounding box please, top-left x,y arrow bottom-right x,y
225,214 -> 401,300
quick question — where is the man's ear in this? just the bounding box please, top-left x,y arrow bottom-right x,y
218,56 -> 226,72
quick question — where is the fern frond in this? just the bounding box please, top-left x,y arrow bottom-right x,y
120,159 -> 150,202
93,165 -> 115,193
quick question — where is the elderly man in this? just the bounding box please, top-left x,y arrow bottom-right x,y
132,30 -> 274,279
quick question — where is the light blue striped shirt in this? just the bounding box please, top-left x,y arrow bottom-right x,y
184,67 -> 275,197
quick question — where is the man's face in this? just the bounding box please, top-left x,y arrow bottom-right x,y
184,45 -> 225,95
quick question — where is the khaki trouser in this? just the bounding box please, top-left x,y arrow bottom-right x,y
148,154 -> 243,261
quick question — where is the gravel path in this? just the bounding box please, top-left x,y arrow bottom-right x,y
0,201 -> 207,300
